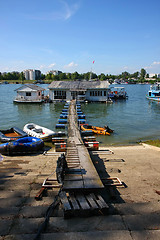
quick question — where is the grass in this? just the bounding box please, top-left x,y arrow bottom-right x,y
143,139 -> 160,148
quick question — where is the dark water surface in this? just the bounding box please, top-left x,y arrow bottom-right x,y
0,83 -> 160,146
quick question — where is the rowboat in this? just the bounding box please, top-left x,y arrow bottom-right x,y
23,123 -> 55,141
0,127 -> 28,142
80,124 -> 113,135
0,137 -> 44,156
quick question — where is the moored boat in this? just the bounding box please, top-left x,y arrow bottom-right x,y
108,87 -> 127,99
80,124 -> 113,135
0,137 -> 44,156
146,83 -> 160,101
0,127 -> 28,142
23,123 -> 55,141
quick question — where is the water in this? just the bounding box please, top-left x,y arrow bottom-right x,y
0,83 -> 160,146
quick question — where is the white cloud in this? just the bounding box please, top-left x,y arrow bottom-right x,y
48,63 -> 56,68
61,0 -> 80,20
152,61 -> 160,65
39,63 -> 56,71
25,1 -> 80,21
64,61 -> 78,68
144,61 -> 160,73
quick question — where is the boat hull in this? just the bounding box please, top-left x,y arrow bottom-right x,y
0,127 -> 28,142
146,95 -> 160,101
0,137 -> 44,156
23,123 -> 55,141
80,124 -> 111,135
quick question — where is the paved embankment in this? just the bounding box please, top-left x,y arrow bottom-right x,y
0,144 -> 160,239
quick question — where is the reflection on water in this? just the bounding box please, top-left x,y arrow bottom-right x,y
0,84 -> 160,145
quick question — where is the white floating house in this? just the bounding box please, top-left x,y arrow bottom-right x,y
14,84 -> 45,103
48,80 -> 110,102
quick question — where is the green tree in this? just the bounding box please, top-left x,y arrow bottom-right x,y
140,68 -> 146,79
71,72 -> 79,80
19,72 -> 25,84
59,73 -> 67,80
98,73 -> 106,80
46,73 -> 53,80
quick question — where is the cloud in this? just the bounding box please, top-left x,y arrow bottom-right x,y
48,63 -> 56,68
25,1 -> 80,21
144,61 -> 160,72
61,0 -> 80,20
39,63 -> 56,70
64,61 -> 78,68
152,61 -> 160,65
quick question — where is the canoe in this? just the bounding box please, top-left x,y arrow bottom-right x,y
80,124 -> 113,135
0,127 -> 28,142
0,137 -> 44,156
23,123 -> 55,141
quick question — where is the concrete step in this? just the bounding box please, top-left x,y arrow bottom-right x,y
3,230 -> 160,240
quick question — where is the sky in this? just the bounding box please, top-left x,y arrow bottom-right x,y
0,0 -> 160,75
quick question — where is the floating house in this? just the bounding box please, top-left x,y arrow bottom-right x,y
48,80 -> 110,102
14,84 -> 45,103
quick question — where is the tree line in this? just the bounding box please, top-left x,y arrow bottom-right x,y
0,68 -> 159,83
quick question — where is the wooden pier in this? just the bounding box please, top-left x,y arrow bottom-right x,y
59,101 -> 108,217
63,100 -> 104,191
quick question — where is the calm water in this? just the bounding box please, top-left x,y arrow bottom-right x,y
0,83 -> 160,146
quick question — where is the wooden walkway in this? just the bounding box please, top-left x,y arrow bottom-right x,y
63,101 -> 104,191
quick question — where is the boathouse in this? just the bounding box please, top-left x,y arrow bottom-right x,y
48,80 -> 110,102
14,84 -> 45,103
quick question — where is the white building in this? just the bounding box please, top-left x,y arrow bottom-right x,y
14,84 -> 45,103
48,80 -> 110,102
46,70 -> 62,75
23,69 -> 41,80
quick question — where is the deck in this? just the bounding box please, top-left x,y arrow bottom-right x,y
63,101 -> 104,190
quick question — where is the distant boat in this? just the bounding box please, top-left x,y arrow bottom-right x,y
108,87 -> 127,99
0,127 -> 28,142
23,123 -> 55,141
146,83 -> 160,101
0,137 -> 44,156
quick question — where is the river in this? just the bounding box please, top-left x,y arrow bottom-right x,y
0,83 -> 160,146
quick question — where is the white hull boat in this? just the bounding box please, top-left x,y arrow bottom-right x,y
23,123 -> 55,141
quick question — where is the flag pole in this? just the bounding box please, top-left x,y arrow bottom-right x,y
89,60 -> 95,81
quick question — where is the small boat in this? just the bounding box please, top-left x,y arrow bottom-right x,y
108,87 -> 127,99
23,123 -> 54,141
0,137 -> 44,156
0,127 -> 28,142
146,83 -> 160,101
80,124 -> 113,135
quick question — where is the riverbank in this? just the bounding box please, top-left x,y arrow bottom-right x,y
0,144 -> 160,239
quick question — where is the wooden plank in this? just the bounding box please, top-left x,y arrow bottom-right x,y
85,194 -> 99,209
94,194 -> 109,210
59,191 -> 72,211
69,193 -> 80,210
76,194 -> 90,210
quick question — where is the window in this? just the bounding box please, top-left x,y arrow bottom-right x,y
26,92 -> 31,96
54,90 -> 66,99
104,91 -> 106,96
